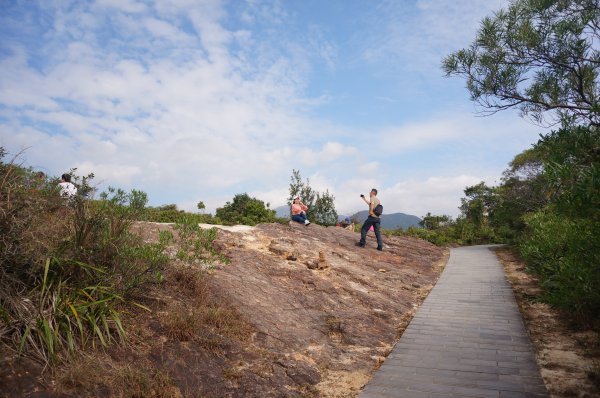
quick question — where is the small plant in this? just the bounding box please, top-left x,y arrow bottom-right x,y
324,315 -> 344,343
173,218 -> 229,266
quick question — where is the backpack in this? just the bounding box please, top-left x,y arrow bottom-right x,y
374,203 -> 383,217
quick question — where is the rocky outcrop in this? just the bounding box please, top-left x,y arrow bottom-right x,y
0,221 -> 445,398
208,222 -> 446,397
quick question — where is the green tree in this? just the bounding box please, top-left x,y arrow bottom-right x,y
443,0 -> 600,126
216,193 -> 276,226
288,170 -> 338,225
313,190 -> 338,226
288,169 -> 316,219
489,148 -> 550,240
536,125 -> 600,218
197,201 -> 205,211
459,182 -> 496,228
419,213 -> 453,230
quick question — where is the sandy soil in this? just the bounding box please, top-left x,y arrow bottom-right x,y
493,247 -> 600,398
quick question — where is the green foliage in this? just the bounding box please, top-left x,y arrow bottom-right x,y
459,182 -> 496,228
490,150 -> 550,242
393,213 -> 498,247
215,193 -> 276,226
288,169 -> 338,225
419,212 -> 452,230
537,126 -> 600,219
516,126 -> 600,320
443,0 -> 600,126
313,189 -> 338,226
197,201 -> 205,211
400,226 -> 452,246
173,218 -> 229,265
142,204 -> 216,224
0,148 -> 173,363
520,210 -> 600,318
442,0 -> 600,324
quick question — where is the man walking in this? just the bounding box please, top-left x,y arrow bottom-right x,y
356,189 -> 383,251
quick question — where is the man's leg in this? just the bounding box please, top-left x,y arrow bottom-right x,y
374,220 -> 383,250
359,218 -> 373,246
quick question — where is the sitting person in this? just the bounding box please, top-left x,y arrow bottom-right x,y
291,197 -> 310,225
340,217 -> 354,231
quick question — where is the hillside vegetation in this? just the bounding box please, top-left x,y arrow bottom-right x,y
0,149 -> 445,397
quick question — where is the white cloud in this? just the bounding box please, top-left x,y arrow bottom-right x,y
361,0 -> 508,73
380,175 -> 498,218
0,0 -> 543,222
95,0 -> 148,14
378,119 -> 462,153
358,162 -> 379,175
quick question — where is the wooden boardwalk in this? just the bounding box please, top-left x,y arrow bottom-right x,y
360,245 -> 549,398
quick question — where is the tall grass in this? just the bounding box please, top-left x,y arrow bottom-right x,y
0,148 -> 171,363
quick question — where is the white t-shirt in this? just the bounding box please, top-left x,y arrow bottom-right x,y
59,181 -> 77,198
370,196 -> 381,217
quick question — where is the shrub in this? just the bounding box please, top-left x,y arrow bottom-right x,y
520,210 -> 600,320
215,193 -> 276,226
173,218 -> 229,266
0,149 -> 172,363
142,205 -> 217,224
402,227 -> 451,246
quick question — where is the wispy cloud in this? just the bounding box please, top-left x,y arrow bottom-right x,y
360,0 -> 506,74
0,0 -> 541,220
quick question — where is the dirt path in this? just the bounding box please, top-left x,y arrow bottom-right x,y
494,247 -> 600,398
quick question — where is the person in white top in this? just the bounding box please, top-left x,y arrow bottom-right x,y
58,173 -> 77,198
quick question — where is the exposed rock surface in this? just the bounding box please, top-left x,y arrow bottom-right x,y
206,222 -> 446,397
0,221 -> 445,398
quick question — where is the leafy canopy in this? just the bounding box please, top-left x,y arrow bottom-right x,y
443,0 -> 600,126
215,193 -> 276,226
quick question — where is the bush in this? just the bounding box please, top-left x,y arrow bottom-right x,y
215,193 -> 276,226
173,218 -> 229,266
0,150 -> 172,363
142,206 -> 217,224
401,227 -> 451,246
519,210 -> 600,320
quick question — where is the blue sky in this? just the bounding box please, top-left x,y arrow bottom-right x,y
0,0 -> 545,218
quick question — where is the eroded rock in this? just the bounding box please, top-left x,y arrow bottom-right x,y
209,222 -> 445,396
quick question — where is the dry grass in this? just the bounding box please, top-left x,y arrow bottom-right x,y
168,264 -> 209,296
56,354 -> 182,398
198,303 -> 254,342
324,315 -> 344,343
160,264 -> 254,345
162,304 -> 199,342
20,210 -> 72,270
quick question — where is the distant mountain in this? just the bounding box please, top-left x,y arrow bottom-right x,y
351,210 -> 421,230
275,205 -> 420,229
274,204 -> 290,218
